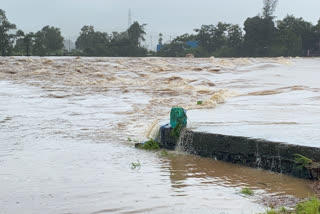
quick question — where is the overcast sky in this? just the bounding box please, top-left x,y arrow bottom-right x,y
1,0 -> 320,49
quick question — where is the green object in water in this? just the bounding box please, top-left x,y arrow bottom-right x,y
170,107 -> 187,128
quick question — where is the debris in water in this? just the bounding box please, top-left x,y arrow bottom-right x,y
197,100 -> 203,105
135,139 -> 160,150
130,160 -> 141,170
241,187 -> 254,196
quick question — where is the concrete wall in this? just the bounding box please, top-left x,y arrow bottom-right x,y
160,127 -> 320,180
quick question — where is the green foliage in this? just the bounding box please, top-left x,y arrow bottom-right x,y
159,150 -> 169,157
197,101 -> 203,105
128,21 -> 146,47
259,198 -> 320,214
170,122 -> 183,139
137,139 -> 160,150
75,22 -> 147,57
75,25 -> 111,56
260,209 -> 289,214
157,42 -> 188,57
243,16 -> 276,57
0,9 -> 17,56
262,0 -> 278,19
241,187 -> 254,196
259,206 -> 292,214
195,23 -> 229,53
33,26 -> 64,56
296,197 -> 320,214
157,34 -> 196,57
294,154 -> 313,168
130,160 -> 141,170
13,32 -> 35,56
276,15 -> 318,56
1,6 -> 320,57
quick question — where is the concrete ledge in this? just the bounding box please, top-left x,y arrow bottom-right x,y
160,127 -> 320,180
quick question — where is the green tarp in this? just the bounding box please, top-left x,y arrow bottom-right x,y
170,107 -> 187,128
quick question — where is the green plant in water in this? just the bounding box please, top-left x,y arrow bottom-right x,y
130,160 -> 141,170
279,207 -> 288,213
137,139 -> 160,150
128,137 -> 140,143
170,121 -> 183,139
159,149 -> 169,157
294,154 -> 313,168
197,100 -> 203,105
241,187 -> 254,196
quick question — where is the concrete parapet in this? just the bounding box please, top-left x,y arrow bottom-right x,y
160,127 -> 320,180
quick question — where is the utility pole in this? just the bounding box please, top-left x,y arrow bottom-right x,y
150,35 -> 153,51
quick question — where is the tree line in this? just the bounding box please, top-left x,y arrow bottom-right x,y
1,0 -> 320,57
0,9 -> 148,57
158,0 -> 320,57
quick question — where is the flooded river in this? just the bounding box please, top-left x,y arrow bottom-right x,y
0,57 -> 319,214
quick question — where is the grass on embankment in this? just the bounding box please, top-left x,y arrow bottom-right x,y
260,197 -> 320,214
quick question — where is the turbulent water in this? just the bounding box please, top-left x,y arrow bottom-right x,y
0,56 -> 319,214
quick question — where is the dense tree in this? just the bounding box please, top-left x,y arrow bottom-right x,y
275,15 -> 318,56
0,9 -> 16,56
243,16 -> 276,56
33,26 -> 64,56
2,6 -> 320,58
195,23 -> 229,53
13,31 -> 35,56
110,22 -> 147,57
128,21 -> 146,47
215,24 -> 244,57
316,19 -> 320,34
157,34 -> 198,57
13,30 -> 25,55
75,22 -> 147,57
75,25 -> 111,56
227,25 -> 243,49
315,19 -> 320,50
23,33 -> 35,56
33,31 -> 46,56
242,0 -> 278,57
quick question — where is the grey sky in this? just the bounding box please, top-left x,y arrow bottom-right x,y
1,0 -> 320,49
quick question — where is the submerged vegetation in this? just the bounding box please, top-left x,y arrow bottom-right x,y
159,149 -> 169,157
1,0 -> 319,57
130,160 -> 141,170
136,139 -> 160,151
241,187 -> 254,196
170,122 -> 183,139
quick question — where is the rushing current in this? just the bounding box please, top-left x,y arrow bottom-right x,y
0,57 -> 319,214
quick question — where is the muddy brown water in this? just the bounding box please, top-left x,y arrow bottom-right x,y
0,57 -> 319,214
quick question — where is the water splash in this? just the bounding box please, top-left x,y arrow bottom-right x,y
175,129 -> 195,154
186,89 -> 238,110
145,119 -> 161,141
